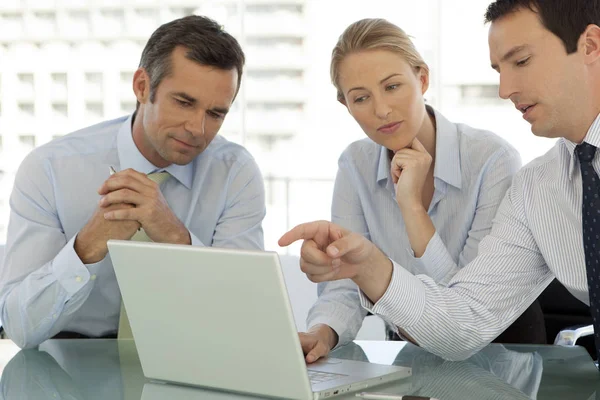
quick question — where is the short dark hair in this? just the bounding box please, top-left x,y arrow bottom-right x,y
484,0 -> 600,54
137,15 -> 244,108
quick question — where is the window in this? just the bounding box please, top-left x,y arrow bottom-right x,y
17,73 -> 34,94
17,102 -> 34,117
31,12 -> 56,36
119,71 -> 134,97
97,9 -> 125,35
85,102 -> 103,120
132,8 -> 157,35
18,135 -> 36,148
169,7 -> 196,19
84,72 -> 103,99
0,13 -> 24,38
459,84 -> 502,105
64,11 -> 89,36
51,72 -> 67,85
50,72 -> 68,99
51,102 -> 68,118
120,101 -> 135,114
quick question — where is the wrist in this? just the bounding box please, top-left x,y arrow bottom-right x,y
172,225 -> 191,245
309,324 -> 339,349
352,248 -> 393,304
74,233 -> 106,264
398,199 -> 427,215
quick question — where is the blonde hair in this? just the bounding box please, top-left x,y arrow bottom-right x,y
331,18 -> 429,101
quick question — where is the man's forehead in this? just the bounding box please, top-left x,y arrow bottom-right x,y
488,8 -> 545,45
489,21 -> 544,63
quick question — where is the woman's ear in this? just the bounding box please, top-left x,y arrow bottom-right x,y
337,91 -> 347,106
419,67 -> 430,95
338,95 -> 351,114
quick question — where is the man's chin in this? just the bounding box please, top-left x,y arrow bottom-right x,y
168,151 -> 203,166
168,156 -> 195,166
530,124 -> 558,139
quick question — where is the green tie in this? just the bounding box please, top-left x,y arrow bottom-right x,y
118,171 -> 171,339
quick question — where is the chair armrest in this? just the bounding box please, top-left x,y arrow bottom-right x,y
554,324 -> 594,346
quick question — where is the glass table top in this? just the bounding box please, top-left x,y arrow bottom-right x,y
0,339 -> 598,399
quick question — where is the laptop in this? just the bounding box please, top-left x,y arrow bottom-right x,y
107,240 -> 411,400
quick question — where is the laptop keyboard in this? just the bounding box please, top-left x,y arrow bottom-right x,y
307,369 -> 347,384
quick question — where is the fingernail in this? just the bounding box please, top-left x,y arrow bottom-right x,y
306,355 -> 315,362
104,212 -> 111,219
328,246 -> 339,256
332,258 -> 341,268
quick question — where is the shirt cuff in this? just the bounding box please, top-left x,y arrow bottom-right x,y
411,232 -> 460,285
52,235 -> 95,295
359,259 -> 426,328
189,231 -> 206,247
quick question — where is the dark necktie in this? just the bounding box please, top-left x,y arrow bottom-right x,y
576,142 -> 600,363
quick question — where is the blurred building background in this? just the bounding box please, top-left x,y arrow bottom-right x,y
0,0 -> 556,251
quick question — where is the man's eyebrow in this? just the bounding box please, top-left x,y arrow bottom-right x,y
211,106 -> 230,114
173,93 -> 229,114
173,92 -> 197,104
491,45 -> 530,70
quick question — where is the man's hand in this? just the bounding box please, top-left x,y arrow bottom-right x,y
98,169 -> 190,245
278,220 -> 393,303
75,203 -> 141,264
299,324 -> 339,363
390,138 -> 433,211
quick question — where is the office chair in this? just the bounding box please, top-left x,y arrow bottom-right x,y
538,279 -> 595,358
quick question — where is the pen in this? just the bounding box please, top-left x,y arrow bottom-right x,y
109,166 -> 116,175
356,392 -> 439,400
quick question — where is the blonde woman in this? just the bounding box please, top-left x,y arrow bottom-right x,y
291,18 -> 545,362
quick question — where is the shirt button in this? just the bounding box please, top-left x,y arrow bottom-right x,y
75,276 -> 82,283
90,275 -> 97,281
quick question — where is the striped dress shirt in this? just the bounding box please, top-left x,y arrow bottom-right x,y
307,106 -> 522,346
359,113 -> 600,361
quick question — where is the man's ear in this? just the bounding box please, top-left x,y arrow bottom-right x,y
582,24 -> 600,65
133,68 -> 151,104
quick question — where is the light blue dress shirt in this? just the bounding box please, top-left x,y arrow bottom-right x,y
0,114 -> 266,348
307,106 -> 522,346
358,112 -> 600,361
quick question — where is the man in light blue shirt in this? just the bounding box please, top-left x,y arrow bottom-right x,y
0,15 -> 265,349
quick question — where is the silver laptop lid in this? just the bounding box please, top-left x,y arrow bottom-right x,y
108,240 -> 313,400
